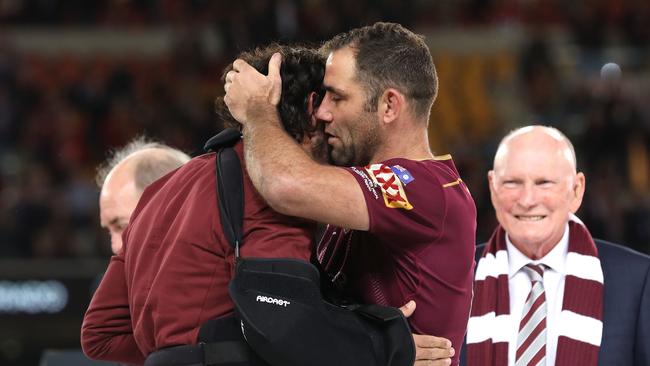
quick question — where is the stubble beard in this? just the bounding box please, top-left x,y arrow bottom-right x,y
330,112 -> 381,167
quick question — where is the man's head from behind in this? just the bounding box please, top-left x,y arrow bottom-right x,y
97,138 -> 191,254
316,22 -> 438,166
215,44 -> 327,159
488,126 -> 585,259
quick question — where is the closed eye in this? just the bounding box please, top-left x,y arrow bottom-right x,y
329,93 -> 343,103
536,179 -> 555,187
324,86 -> 345,103
502,180 -> 521,188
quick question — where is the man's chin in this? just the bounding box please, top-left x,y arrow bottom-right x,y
326,148 -> 344,166
307,140 -> 330,164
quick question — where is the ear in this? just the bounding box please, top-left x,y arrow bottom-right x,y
307,92 -> 317,116
569,172 -> 586,213
487,170 -> 497,200
378,88 -> 404,124
487,170 -> 495,187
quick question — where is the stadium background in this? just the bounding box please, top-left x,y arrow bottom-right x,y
0,0 -> 648,365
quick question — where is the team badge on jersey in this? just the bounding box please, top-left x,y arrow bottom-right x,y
365,163 -> 413,210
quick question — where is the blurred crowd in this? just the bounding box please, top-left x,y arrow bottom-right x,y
0,0 -> 649,258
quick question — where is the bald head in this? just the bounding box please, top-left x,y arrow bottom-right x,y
494,126 -> 577,174
99,140 -> 190,254
488,125 -> 585,259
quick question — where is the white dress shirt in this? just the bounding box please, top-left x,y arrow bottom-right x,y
505,223 -> 569,366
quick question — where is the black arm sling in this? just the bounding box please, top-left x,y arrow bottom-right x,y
155,129 -> 416,366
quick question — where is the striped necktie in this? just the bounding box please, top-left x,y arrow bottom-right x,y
515,263 -> 547,366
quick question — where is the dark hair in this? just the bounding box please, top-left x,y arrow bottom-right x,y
215,44 -> 325,141
321,22 -> 438,121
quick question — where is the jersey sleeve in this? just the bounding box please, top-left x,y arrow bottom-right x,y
345,161 -> 446,249
80,251 -> 146,365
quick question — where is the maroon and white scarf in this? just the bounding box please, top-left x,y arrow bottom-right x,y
466,217 -> 603,366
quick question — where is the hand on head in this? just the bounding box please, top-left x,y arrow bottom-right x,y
224,53 -> 283,125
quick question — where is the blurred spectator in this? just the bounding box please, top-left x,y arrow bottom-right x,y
0,0 -> 648,262
519,36 -> 562,123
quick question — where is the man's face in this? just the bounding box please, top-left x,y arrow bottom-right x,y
315,47 -> 381,167
297,92 -> 330,164
99,168 -> 141,254
488,131 -> 585,257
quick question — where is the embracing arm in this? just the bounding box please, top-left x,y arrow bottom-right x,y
400,301 -> 454,366
242,118 -> 368,230
81,254 -> 145,365
225,54 -> 369,230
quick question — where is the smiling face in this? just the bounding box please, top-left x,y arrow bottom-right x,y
488,127 -> 585,259
314,47 -> 381,167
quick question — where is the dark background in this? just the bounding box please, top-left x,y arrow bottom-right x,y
0,1 -> 649,365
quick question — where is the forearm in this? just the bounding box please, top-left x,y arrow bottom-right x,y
242,113 -> 368,229
81,325 -> 144,365
242,113 -> 314,213
81,258 -> 145,364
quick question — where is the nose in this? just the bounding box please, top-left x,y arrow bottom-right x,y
517,184 -> 538,209
111,233 -> 123,254
314,98 -> 333,123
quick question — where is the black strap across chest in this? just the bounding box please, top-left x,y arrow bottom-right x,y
204,128 -> 244,257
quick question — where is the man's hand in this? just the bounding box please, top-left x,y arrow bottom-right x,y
223,52 -> 282,125
399,301 -> 454,366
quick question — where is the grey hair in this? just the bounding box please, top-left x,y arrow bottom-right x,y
96,136 -> 191,192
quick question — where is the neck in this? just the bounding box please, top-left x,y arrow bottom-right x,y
511,239 -> 559,260
370,122 -> 433,163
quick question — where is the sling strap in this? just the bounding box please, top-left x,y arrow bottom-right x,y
205,127 -> 243,257
147,128 -> 415,366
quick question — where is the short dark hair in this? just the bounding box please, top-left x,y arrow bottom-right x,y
321,22 -> 438,121
215,44 -> 325,141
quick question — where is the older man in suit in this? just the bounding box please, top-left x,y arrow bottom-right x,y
462,125 -> 650,366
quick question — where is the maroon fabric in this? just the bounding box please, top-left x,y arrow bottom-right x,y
81,142 -> 313,365
467,221 -> 603,366
555,223 -> 603,366
556,336 -> 600,366
318,157 -> 476,366
470,340 -> 509,366
471,275 -> 510,317
467,228 -> 511,366
562,276 -> 603,319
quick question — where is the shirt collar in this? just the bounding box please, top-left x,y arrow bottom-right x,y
506,223 -> 569,278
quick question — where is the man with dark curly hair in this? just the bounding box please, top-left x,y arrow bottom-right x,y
81,44 -> 327,365
225,22 -> 475,366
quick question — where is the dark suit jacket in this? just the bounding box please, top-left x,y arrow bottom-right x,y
460,239 -> 650,366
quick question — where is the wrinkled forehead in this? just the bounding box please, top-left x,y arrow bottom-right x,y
494,143 -> 575,182
494,128 -> 576,173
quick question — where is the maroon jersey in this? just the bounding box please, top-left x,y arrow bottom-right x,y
317,156 -> 476,365
81,142 -> 313,365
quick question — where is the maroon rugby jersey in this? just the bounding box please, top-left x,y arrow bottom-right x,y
317,156 -> 476,365
81,142 -> 313,365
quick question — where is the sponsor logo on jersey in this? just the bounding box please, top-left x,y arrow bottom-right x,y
365,164 -> 413,210
256,295 -> 291,307
350,167 -> 379,200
